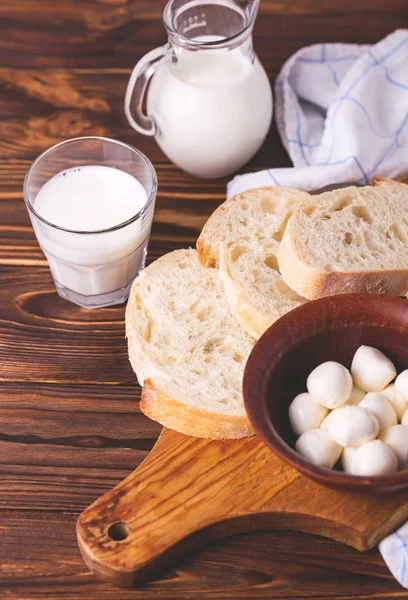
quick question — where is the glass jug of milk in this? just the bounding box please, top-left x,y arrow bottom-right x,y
125,0 -> 272,179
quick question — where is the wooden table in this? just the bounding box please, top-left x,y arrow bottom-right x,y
1,1 -> 408,598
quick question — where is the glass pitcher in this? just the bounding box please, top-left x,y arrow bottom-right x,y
125,0 -> 273,179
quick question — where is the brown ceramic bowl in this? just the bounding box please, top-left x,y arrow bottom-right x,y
243,294 -> 408,493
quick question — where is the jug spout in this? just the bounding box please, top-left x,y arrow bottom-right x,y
245,0 -> 261,27
163,0 -> 260,50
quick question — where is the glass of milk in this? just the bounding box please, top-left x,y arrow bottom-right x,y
24,137 -> 157,309
125,0 -> 272,179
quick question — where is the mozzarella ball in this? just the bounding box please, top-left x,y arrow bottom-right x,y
381,383 -> 407,421
321,405 -> 379,447
347,384 -> 365,406
289,393 -> 328,436
348,440 -> 398,476
295,428 -> 342,468
401,409 -> 408,427
395,370 -> 408,401
307,361 -> 352,408
341,447 -> 357,473
359,393 -> 397,431
380,425 -> 408,469
351,345 -> 396,392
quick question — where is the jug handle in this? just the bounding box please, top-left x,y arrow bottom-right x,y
125,44 -> 172,137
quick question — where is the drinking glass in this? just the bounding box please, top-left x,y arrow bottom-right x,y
24,136 -> 157,309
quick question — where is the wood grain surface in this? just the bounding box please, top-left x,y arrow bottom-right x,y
77,428 -> 408,588
1,0 -> 408,598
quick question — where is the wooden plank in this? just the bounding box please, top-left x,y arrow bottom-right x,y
0,384 -> 154,446
0,0 -> 406,68
1,0 -> 407,597
0,463 -> 136,512
0,510 -> 400,599
0,266 -> 132,384
0,383 -> 161,510
77,429 -> 408,587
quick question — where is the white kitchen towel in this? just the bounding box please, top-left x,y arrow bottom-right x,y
380,521 -> 408,588
227,29 -> 408,197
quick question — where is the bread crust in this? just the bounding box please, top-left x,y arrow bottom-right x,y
372,176 -> 396,186
219,252 -> 279,339
221,286 -> 270,340
125,249 -> 255,440
141,379 -> 254,440
197,186 -> 303,268
277,222 -> 325,300
279,255 -> 408,300
278,223 -> 408,300
278,179 -> 408,300
198,187 -> 312,337
196,196 -> 231,268
196,235 -> 217,268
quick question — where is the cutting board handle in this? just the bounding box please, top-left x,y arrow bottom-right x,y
77,428 -> 408,588
77,429 -> 268,587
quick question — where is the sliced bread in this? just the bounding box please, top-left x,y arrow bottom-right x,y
278,178 -> 408,300
197,186 -> 314,338
218,243 -> 307,339
125,249 -> 254,439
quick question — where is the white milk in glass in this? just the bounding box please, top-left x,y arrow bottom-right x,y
32,165 -> 151,301
146,36 -> 272,178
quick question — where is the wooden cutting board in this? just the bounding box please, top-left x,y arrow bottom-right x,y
77,428 -> 408,588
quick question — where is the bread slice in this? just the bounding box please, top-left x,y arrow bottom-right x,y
197,186 -> 314,338
218,243 -> 307,339
125,249 -> 254,439
197,186 -> 314,268
278,178 -> 408,300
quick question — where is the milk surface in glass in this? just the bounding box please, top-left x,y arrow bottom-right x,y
32,165 -> 150,300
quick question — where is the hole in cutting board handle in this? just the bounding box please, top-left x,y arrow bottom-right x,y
108,522 -> 130,541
